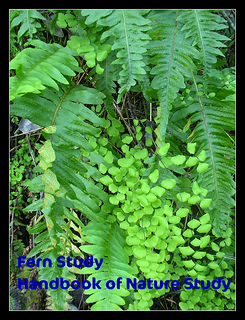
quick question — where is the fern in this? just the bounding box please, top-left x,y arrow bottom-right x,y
82,9 -> 151,102
169,70 -> 235,236
145,10 -> 199,141
93,50 -> 117,115
10,9 -> 45,41
10,40 -> 82,100
10,10 -> 235,310
177,10 -> 229,92
80,221 -> 137,310
11,71 -> 134,309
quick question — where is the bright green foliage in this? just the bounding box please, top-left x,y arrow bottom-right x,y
10,9 -> 235,311
147,10 -> 200,140
187,142 -> 197,154
57,12 -> 78,28
170,78 -> 235,238
161,179 -> 176,190
171,155 -> 186,165
82,9 -> 151,102
80,221 -> 137,310
177,10 -> 229,92
67,35 -> 111,72
10,40 -> 82,100
10,9 -> 45,41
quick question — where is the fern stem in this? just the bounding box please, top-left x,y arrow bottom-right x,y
166,10 -> 178,96
51,85 -> 74,126
156,10 -> 178,143
194,10 -> 207,91
191,71 -> 219,202
121,10 -> 131,75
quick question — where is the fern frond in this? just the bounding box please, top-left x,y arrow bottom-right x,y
10,40 -> 82,100
170,71 -> 235,237
177,10 -> 229,92
11,83 -> 108,205
147,10 -> 199,141
94,51 -> 117,115
32,247 -> 74,310
83,9 -> 151,102
11,83 -> 110,309
27,202 -> 78,310
192,74 -> 235,237
10,9 -> 45,41
80,221 -> 137,310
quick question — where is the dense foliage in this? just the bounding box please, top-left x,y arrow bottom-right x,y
10,9 -> 235,310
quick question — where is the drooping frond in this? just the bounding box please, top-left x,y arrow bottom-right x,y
10,76 -> 140,308
10,40 -> 82,100
10,83 -> 112,309
192,74 -> 235,237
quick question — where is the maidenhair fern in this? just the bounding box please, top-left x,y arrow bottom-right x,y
10,9 -> 235,310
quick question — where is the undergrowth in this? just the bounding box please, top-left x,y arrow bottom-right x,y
9,9 -> 235,310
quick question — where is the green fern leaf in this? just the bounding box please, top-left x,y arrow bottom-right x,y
192,74 -> 235,237
10,9 -> 45,40
147,10 -> 199,140
80,221 -> 137,310
37,248 -> 75,310
94,51 -> 117,115
83,9 -> 151,102
11,82 -> 110,309
82,9 -> 113,24
177,10 -> 229,92
170,71 -> 235,236
10,40 -> 82,100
